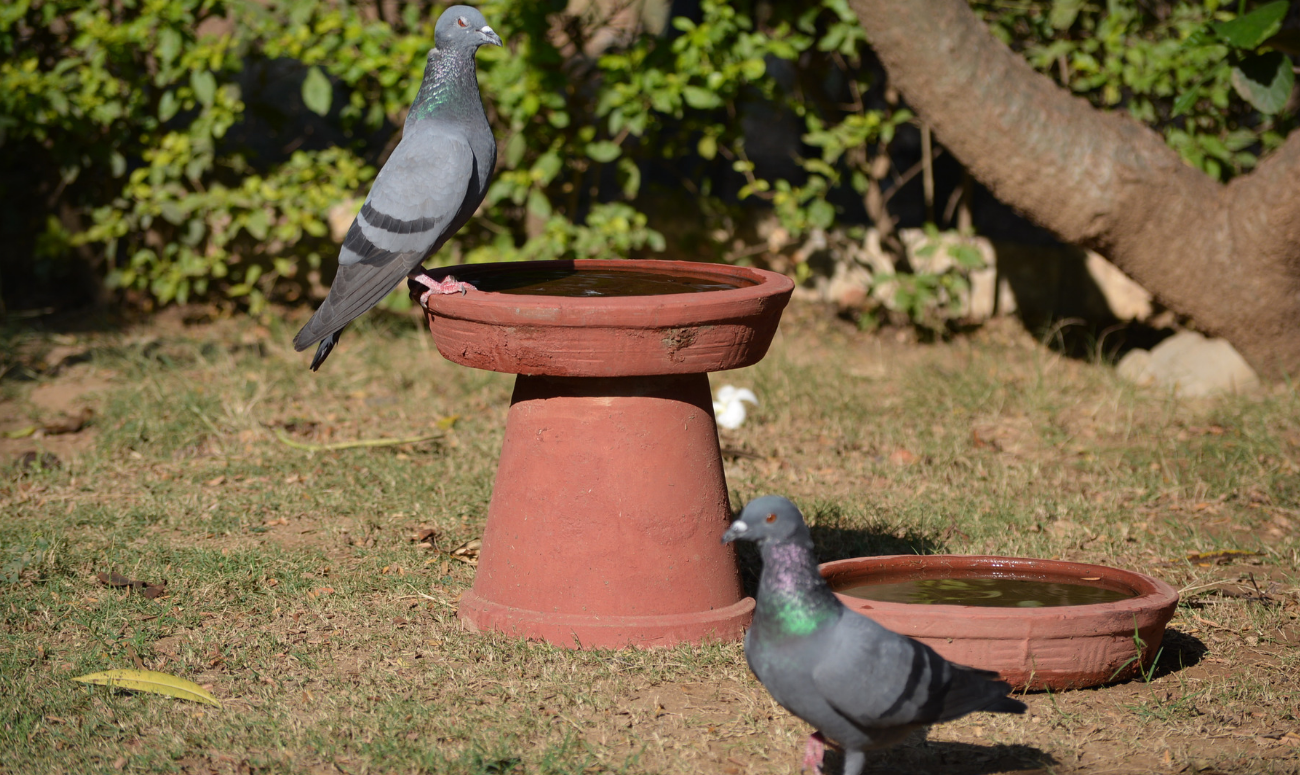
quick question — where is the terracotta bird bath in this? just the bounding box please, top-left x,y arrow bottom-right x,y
821,555 -> 1180,690
410,259 -> 793,649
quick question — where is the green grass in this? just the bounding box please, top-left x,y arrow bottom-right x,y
2,307 -> 1298,774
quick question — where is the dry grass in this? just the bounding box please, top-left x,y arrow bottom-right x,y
1,303 -> 1298,774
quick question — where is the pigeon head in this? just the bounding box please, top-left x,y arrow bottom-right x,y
722,495 -> 811,545
435,5 -> 503,50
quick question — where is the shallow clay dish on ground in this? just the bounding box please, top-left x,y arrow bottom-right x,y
820,555 -> 1179,691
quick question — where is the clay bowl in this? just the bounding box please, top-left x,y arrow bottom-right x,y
820,555 -> 1179,691
420,258 -> 794,377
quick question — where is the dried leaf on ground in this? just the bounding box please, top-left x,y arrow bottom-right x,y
72,669 -> 221,706
411,527 -> 438,548
1183,550 -> 1262,566
888,448 -> 918,466
448,538 -> 482,565
97,571 -> 167,599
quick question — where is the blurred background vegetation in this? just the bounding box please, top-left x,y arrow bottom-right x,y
1,0 -> 1295,325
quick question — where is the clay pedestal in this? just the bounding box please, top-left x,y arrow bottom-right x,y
415,259 -> 793,649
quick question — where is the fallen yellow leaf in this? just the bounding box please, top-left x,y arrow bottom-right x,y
72,669 -> 221,707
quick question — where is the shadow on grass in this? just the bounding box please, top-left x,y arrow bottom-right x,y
842,738 -> 1054,775
1146,627 -> 1207,680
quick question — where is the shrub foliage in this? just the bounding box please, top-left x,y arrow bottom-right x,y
1,0 -> 1293,313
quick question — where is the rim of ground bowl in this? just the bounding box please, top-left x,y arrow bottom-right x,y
417,259 -> 795,328
819,555 -> 1179,618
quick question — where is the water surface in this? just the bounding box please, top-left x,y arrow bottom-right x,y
469,268 -> 752,297
834,576 -> 1134,608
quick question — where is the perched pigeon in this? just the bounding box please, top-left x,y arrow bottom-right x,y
293,5 -> 501,370
723,496 -> 1026,775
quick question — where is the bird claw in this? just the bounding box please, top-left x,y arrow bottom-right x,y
802,731 -> 827,775
414,274 -> 475,310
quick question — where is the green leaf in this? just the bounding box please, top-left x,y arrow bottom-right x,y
526,188 -> 552,219
1231,51 -> 1294,114
159,91 -> 179,122
697,135 -> 717,160
191,70 -> 216,107
157,28 -> 182,65
682,85 -> 722,109
1049,0 -> 1084,30
617,157 -> 640,200
586,141 -> 621,163
73,670 -> 221,707
807,199 -> 835,229
1171,88 -> 1200,118
1212,0 -> 1288,49
505,133 -> 526,169
245,209 -> 270,240
302,66 -> 332,117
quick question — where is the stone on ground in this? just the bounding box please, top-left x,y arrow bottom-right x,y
1117,330 -> 1259,397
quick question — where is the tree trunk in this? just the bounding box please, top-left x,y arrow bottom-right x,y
849,0 -> 1300,378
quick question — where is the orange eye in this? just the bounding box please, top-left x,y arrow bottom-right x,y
765,513 -> 777,523
457,16 -> 468,27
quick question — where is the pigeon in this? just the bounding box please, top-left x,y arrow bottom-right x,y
722,496 -> 1026,775
293,5 -> 501,370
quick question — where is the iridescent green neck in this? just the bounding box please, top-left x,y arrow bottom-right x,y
407,48 -> 482,124
755,541 -> 841,637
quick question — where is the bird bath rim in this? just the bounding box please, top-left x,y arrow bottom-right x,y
413,259 -> 794,378
419,258 -> 791,325
820,555 -> 1179,691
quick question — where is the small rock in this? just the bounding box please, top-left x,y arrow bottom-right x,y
1116,331 -> 1259,397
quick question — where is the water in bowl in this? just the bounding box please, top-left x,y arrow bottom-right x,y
834,576 -> 1134,608
468,268 -> 753,297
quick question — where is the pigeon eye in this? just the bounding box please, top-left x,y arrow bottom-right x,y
457,16 -> 468,27
765,513 -> 777,523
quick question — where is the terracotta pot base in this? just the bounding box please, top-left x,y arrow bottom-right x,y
459,590 -> 755,649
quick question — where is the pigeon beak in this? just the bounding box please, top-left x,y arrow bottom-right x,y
721,521 -> 748,544
479,25 -> 502,47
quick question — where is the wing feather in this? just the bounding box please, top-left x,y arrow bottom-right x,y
294,131 -> 474,352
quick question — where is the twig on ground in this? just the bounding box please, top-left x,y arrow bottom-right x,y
272,428 -> 441,452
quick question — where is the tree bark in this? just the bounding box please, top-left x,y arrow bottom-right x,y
849,0 -> 1300,378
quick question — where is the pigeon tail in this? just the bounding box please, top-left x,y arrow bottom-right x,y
935,665 -> 1026,722
308,331 -> 340,372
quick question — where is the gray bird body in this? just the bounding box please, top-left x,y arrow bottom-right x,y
724,496 -> 1026,775
293,5 -> 500,370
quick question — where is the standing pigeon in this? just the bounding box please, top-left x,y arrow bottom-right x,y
293,5 -> 501,370
723,496 -> 1026,775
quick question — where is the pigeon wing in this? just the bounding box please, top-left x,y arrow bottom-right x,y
811,612 -> 1022,729
293,131 -> 474,352
811,612 -> 955,728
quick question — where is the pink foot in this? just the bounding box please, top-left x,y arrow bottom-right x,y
802,731 -> 827,774
413,274 -> 475,310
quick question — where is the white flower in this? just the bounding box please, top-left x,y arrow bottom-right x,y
713,385 -> 758,430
